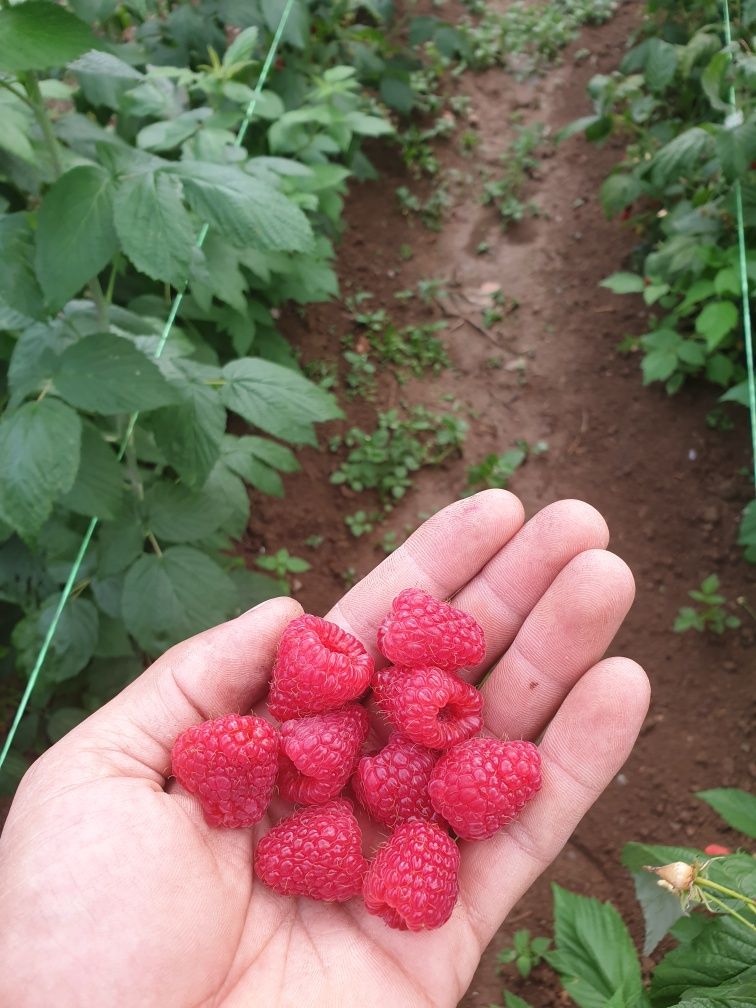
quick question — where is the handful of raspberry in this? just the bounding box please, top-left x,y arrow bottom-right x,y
171,588 -> 542,931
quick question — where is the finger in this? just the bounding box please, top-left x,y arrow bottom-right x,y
480,549 -> 635,739
458,657 -> 650,946
327,489 -> 525,655
452,499 -> 610,679
62,597 -> 303,782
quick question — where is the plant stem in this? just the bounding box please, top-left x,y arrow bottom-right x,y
23,73 -> 63,177
0,77 -> 36,110
698,877 -> 756,914
702,891 -> 756,934
147,532 -> 163,558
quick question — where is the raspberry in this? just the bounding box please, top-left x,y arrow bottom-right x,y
171,714 -> 278,828
377,588 -> 485,672
373,664 -> 483,749
254,799 -> 368,901
268,615 -> 373,721
428,738 -> 541,840
353,733 -> 439,827
278,704 -> 369,805
363,820 -> 460,931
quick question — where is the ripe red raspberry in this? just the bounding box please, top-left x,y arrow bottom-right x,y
363,820 -> 460,931
377,588 -> 485,672
268,615 -> 373,721
353,733 -> 439,827
373,664 -> 483,749
254,799 -> 368,901
278,704 -> 369,805
171,714 -> 278,828
428,738 -> 541,840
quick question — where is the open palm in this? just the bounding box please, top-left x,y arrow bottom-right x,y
0,492 -> 649,1008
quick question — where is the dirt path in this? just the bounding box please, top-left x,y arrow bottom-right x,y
249,4 -> 755,1004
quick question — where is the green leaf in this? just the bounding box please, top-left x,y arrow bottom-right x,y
644,38 -> 678,92
97,518 -> 144,577
170,162 -> 313,252
221,434 -> 299,497
0,398 -> 81,540
148,366 -> 226,488
53,334 -> 179,414
623,842 -> 699,954
600,173 -> 643,217
504,993 -> 534,1008
701,50 -> 731,112
650,914 -> 756,1006
696,789 -> 756,839
221,357 -> 343,445
113,171 -> 193,289
36,594 -> 99,682
601,272 -> 645,294
69,0 -> 120,22
223,25 -> 259,65
738,500 -> 756,561
0,214 -> 44,320
61,423 -> 124,520
548,885 -> 645,1008
229,567 -> 285,608
0,750 -> 30,796
651,128 -> 714,186
46,706 -> 88,742
144,468 -> 239,543
0,1 -> 97,72
122,545 -> 238,653
716,117 -> 756,181
70,50 -> 143,110
262,0 -> 309,48
695,301 -> 738,352
35,165 -> 119,308
93,612 -> 133,658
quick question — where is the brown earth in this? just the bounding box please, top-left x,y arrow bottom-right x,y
241,3 -> 756,1005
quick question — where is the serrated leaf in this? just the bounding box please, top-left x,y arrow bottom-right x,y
0,214 -> 45,320
98,519 -> 145,577
601,272 -> 645,294
93,613 -> 133,658
651,128 -> 714,186
221,434 -> 299,496
643,38 -> 678,92
221,357 -> 343,445
261,0 -> 309,48
716,117 -> 756,181
223,25 -> 258,65
122,545 -> 238,652
0,1 -> 97,72
650,914 -> 756,1006
169,161 -> 313,252
114,171 -> 193,289
70,50 -> 143,109
548,885 -> 645,1008
36,594 -> 99,683
696,789 -> 756,839
61,423 -> 124,520
701,50 -> 731,112
695,301 -> 738,351
504,993 -> 534,1008
148,367 -> 225,488
35,165 -> 119,308
228,567 -> 286,608
600,173 -> 643,217
144,468 -> 238,543
0,399 -> 81,540
53,334 -> 179,414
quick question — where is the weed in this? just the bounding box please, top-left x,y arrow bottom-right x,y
417,277 -> 449,303
460,129 -> 480,155
497,928 -> 551,978
399,244 -> 414,261
475,241 -> 491,255
379,530 -> 401,554
370,321 -> 451,379
674,575 -> 741,635
330,407 -> 467,505
343,350 -> 377,400
304,535 -> 325,549
340,567 -> 358,589
255,549 -> 311,592
467,440 -> 547,492
345,510 -> 381,537
396,184 -> 451,230
482,124 -> 546,230
304,359 -> 338,391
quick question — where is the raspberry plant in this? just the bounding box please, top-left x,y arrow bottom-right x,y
0,0 -> 430,773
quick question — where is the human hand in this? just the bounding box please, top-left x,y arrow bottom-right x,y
0,492 -> 649,1008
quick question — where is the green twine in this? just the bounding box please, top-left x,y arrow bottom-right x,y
0,0 -> 296,771
723,0 -> 756,493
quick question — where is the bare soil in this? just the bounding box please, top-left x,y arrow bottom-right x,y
242,3 -> 756,1004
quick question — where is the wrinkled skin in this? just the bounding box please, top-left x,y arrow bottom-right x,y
0,492 -> 649,1008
